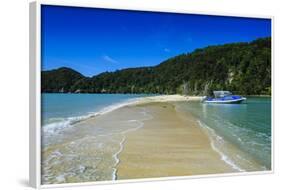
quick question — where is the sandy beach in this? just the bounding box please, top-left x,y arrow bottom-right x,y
134,95 -> 203,105
42,95 -> 268,184
116,101 -> 235,179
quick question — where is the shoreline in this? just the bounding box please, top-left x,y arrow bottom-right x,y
246,95 -> 271,97
116,102 -> 236,180
133,95 -> 202,105
42,94 -> 193,134
42,94 -> 269,184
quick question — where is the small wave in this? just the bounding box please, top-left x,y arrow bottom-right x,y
43,104 -> 154,182
111,107 -> 153,180
42,97 -> 146,136
197,120 -> 245,172
42,95 -> 165,136
42,114 -> 98,135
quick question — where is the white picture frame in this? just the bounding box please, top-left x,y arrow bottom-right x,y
29,1 -> 274,188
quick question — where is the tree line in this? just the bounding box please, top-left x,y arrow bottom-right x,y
42,37 -> 271,95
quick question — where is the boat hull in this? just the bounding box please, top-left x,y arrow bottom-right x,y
203,98 -> 246,104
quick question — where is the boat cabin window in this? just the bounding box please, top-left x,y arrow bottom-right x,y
213,91 -> 232,98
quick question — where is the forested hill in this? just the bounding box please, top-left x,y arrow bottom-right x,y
42,37 -> 271,95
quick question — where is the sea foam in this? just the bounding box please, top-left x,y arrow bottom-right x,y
42,97 -> 144,136
197,120 -> 245,172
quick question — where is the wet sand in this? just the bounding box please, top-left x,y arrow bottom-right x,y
117,102 -> 235,179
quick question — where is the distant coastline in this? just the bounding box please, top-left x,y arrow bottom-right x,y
246,95 -> 272,97
42,92 -> 272,98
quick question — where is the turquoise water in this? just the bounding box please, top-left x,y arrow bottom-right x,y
41,93 -> 155,184
42,93 -> 152,124
41,93 -> 153,136
175,97 -> 271,170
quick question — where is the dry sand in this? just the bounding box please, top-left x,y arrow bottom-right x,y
117,102 -> 235,180
134,95 -> 203,105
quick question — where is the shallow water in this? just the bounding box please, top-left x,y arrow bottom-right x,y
175,97 -> 271,171
41,93 -> 153,135
41,93 -> 154,184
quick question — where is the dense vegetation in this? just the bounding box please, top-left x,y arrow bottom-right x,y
42,37 -> 271,95
42,67 -> 84,92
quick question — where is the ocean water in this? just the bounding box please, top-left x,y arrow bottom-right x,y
175,97 -> 271,171
42,93 -> 154,137
41,93 -> 154,184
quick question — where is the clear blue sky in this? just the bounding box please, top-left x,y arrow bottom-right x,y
41,5 -> 271,77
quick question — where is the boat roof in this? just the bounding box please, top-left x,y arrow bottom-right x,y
213,91 -> 232,98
